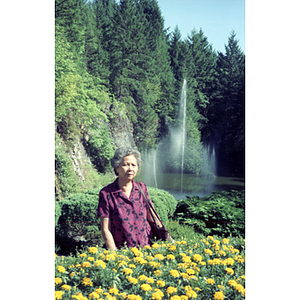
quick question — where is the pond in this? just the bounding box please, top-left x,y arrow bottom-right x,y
136,172 -> 245,200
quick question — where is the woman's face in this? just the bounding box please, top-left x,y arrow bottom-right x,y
116,155 -> 138,181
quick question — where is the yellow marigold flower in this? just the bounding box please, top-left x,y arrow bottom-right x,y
156,280 -> 165,287
138,275 -> 148,281
120,292 -> 127,298
226,258 -> 235,266
193,254 -> 202,262
89,292 -> 100,299
204,249 -> 213,255
218,285 -> 225,290
123,268 -> 133,275
105,253 -> 116,261
127,295 -> 142,300
179,252 -> 186,257
109,287 -> 119,295
152,243 -> 159,249
95,260 -> 106,269
80,253 -> 87,257
55,277 -> 62,285
149,261 -> 159,268
89,247 -> 98,254
186,289 -> 197,298
95,288 -> 103,294
134,257 -> 147,264
222,238 -> 229,244
118,260 -> 127,267
226,268 -> 234,275
167,254 -> 175,260
154,254 -> 164,260
127,277 -> 138,284
186,269 -> 195,275
75,263 -> 81,268
195,287 -> 202,292
241,275 -> 246,280
214,245 -> 220,251
218,250 -> 226,256
169,245 -> 177,251
170,269 -> 180,277
180,296 -> 188,300
72,292 -> 88,300
147,277 -> 155,284
129,264 -> 136,269
88,257 -> 95,261
214,291 -> 225,300
55,291 -> 64,300
152,291 -> 163,300
141,283 -> 152,292
207,236 -> 214,240
170,296 -> 181,300
154,270 -> 162,276
234,284 -> 244,293
82,261 -> 92,268
209,258 -> 221,265
206,278 -> 215,285
70,272 -> 75,278
166,286 -> 177,294
82,277 -> 93,286
181,272 -> 189,278
56,265 -> 66,273
228,280 -> 237,287
182,256 -> 191,263
144,245 -> 151,250
61,284 -> 71,291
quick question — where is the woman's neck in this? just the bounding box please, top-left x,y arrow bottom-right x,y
118,178 -> 133,198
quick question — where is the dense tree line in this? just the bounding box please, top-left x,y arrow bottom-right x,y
55,0 -> 245,197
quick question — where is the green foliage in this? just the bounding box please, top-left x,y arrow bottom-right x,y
55,190 -> 102,254
55,134 -> 81,200
55,0 -> 245,194
147,187 -> 177,221
173,190 -> 245,238
164,220 -> 203,241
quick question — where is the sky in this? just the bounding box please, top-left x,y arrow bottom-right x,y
157,0 -> 245,53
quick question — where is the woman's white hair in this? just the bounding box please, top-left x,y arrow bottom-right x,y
111,147 -> 142,176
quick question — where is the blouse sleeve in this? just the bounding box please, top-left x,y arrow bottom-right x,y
97,190 -> 110,218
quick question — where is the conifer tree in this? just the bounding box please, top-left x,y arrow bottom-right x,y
204,31 -> 245,176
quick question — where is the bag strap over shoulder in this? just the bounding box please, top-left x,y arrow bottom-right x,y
136,182 -> 163,227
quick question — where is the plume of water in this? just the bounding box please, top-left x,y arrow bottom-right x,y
180,79 -> 187,193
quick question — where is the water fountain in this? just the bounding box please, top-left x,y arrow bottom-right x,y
180,79 -> 187,193
139,79 -> 216,199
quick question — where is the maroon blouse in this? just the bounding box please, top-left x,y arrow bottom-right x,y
97,179 -> 153,249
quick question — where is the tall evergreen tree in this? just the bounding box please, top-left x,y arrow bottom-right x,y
55,0 -> 86,71
204,31 -> 245,176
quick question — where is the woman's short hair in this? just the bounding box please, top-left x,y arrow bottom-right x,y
111,146 -> 142,176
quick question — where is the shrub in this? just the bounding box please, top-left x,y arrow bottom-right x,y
55,191 -> 103,255
164,220 -> 203,241
147,187 -> 177,221
173,190 -> 245,238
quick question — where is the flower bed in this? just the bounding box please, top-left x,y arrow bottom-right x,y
55,236 -> 245,300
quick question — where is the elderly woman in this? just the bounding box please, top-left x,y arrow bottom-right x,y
97,146 -> 154,250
